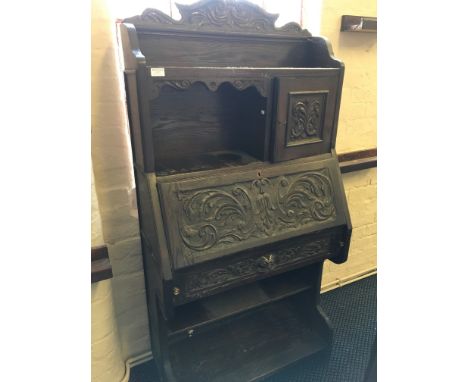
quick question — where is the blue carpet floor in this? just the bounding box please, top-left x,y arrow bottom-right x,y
130,275 -> 377,382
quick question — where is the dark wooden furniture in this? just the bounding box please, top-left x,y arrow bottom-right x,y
119,1 -> 351,380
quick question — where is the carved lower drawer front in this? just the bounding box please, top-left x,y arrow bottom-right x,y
173,228 -> 344,304
158,160 -> 346,269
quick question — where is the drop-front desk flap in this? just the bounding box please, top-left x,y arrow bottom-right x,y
157,156 -> 348,270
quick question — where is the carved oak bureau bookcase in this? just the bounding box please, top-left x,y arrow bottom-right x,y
119,1 -> 351,380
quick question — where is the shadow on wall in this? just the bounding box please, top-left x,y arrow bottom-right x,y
338,31 -> 376,53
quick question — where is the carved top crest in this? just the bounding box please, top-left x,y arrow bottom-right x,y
124,0 -> 311,37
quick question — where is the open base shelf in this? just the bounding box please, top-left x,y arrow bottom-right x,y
168,266 -> 318,336
167,293 -> 332,382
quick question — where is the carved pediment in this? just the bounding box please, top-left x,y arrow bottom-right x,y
124,0 -> 311,37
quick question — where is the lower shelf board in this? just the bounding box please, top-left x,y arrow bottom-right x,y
168,266 -> 318,336
167,296 -> 331,382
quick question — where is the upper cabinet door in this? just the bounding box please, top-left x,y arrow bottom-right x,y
272,70 -> 342,162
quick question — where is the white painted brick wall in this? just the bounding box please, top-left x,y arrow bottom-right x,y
91,170 -> 104,248
321,0 -> 377,154
91,0 -> 149,371
92,163 -> 126,382
320,0 -> 377,288
91,280 -> 126,382
322,168 -> 377,287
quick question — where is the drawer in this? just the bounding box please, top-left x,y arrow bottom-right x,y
157,157 -> 348,269
272,70 -> 341,162
172,227 -> 346,304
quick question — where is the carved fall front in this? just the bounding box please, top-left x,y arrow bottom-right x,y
173,169 -> 337,264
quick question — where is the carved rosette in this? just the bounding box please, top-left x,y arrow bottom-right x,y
150,78 -> 267,98
124,0 -> 311,37
183,236 -> 334,299
175,169 -> 337,263
287,92 -> 327,145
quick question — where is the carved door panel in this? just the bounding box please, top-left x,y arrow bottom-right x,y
158,157 -> 348,269
272,71 -> 341,162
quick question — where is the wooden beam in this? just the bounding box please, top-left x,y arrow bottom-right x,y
338,148 -> 377,173
92,245 -> 113,284
341,15 -> 377,33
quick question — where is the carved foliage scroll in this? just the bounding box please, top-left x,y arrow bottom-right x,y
150,78 -> 267,99
124,0 -> 310,37
178,0 -> 281,32
286,92 -> 327,146
174,169 -> 337,263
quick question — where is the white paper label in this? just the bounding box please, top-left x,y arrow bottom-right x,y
151,67 -> 165,77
